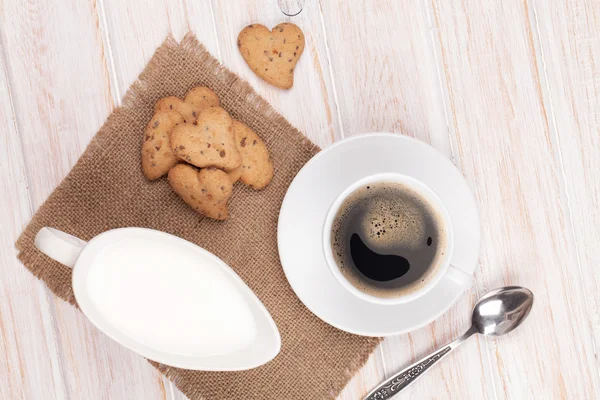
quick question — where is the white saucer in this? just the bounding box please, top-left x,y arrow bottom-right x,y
277,133 -> 480,336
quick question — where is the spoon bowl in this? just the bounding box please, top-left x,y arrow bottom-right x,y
364,286 -> 534,400
472,286 -> 534,336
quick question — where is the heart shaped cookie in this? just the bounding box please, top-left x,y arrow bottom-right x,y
230,120 -> 273,189
184,87 -> 221,111
170,107 -> 242,170
142,86 -> 221,181
226,165 -> 243,183
168,164 -> 233,220
238,23 -> 305,89
154,86 -> 220,124
142,111 -> 184,180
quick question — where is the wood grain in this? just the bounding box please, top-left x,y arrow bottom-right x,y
99,0 -> 216,105
208,0 -> 342,147
0,0 -> 167,398
531,0 -> 600,353
431,0 -> 600,397
319,1 -> 494,398
1,0 -> 599,398
0,32 -> 67,400
319,1 -> 454,154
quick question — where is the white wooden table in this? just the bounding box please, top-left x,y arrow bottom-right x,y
1,0 -> 599,398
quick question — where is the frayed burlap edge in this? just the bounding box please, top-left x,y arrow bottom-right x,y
15,32 -> 382,400
15,32 -> 320,301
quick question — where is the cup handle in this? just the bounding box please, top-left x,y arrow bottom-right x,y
34,227 -> 87,269
445,264 -> 473,289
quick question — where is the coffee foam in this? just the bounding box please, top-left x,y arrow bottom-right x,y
330,181 -> 447,299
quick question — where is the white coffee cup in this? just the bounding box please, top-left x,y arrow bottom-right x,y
322,173 -> 472,305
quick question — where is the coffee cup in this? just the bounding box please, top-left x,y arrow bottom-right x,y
323,172 -> 472,305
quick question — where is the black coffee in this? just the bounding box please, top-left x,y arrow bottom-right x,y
330,181 -> 447,299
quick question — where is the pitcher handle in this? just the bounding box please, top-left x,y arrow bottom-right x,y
34,227 -> 87,269
445,264 -> 473,289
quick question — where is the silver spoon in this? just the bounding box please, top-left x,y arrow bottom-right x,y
363,286 -> 534,400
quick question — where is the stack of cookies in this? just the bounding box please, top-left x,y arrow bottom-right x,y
141,86 -> 273,220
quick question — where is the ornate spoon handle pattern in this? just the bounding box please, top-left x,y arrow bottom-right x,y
363,326 -> 477,400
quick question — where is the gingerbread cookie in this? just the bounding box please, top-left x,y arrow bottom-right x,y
154,86 -> 220,124
170,107 -> 242,170
142,111 -> 185,180
232,120 -> 273,189
168,164 -> 233,220
237,23 -> 305,89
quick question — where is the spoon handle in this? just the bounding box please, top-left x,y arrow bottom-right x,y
362,326 -> 477,400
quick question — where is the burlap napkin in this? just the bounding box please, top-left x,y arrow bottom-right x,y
15,33 -> 381,400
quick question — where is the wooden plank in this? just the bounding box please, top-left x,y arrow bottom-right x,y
430,0 -> 600,398
0,34 -> 67,400
318,1 -> 455,154
99,0 -> 218,105
530,0 -> 600,356
2,0 -> 598,399
208,0 -> 343,148
319,1 -> 494,398
0,0 -> 168,398
51,304 -> 168,399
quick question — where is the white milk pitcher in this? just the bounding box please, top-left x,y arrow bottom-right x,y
35,227 -> 280,371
